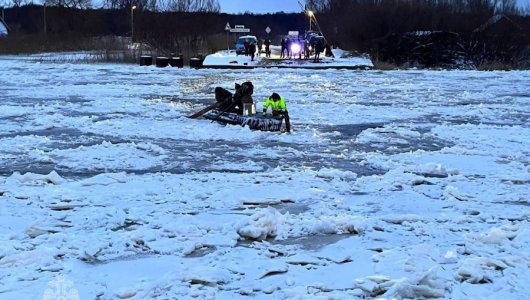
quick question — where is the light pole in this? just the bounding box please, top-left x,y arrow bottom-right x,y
307,10 -> 314,31
131,5 -> 136,43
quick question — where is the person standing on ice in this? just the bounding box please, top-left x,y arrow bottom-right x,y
314,40 -> 323,62
249,42 -> 256,61
280,38 -> 286,58
244,39 -> 250,56
257,39 -> 263,56
262,92 -> 290,132
286,38 -> 292,59
264,38 -> 271,58
304,40 -> 310,59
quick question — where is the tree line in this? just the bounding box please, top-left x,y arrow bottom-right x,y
305,0 -> 530,67
1,0 -> 529,68
4,0 -> 221,11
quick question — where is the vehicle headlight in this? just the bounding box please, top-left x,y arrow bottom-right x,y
291,43 -> 301,54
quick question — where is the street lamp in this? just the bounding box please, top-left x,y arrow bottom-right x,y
307,10 -> 314,31
131,5 -> 137,43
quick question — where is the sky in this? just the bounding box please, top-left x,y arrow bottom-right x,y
218,0 -> 530,14
219,0 -> 301,14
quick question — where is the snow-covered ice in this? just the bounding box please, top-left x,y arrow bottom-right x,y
0,56 -> 529,299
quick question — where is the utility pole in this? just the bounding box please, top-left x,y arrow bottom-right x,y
131,5 -> 136,43
43,1 -> 47,34
308,10 -> 313,31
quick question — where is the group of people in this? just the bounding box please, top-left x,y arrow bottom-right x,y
242,39 -> 257,61
280,38 -> 303,59
280,37 -> 332,62
242,37 -> 333,62
213,81 -> 290,132
215,82 -> 287,117
243,38 -> 272,60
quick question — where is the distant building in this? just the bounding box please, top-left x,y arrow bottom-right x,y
1,18 -> 8,37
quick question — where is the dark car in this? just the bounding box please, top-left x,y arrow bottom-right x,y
304,30 -> 325,48
235,35 -> 258,55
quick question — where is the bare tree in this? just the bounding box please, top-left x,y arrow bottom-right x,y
466,0 -> 494,14
144,0 -> 157,10
493,0 -> 518,14
102,0 -> 120,9
103,0 -> 148,10
305,0 -> 330,12
522,2 -> 530,15
163,0 -> 219,12
10,0 -> 28,7
105,0 -> 218,11
46,0 -> 92,9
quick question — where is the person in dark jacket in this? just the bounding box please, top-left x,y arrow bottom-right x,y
314,41 -> 323,62
264,38 -> 271,58
249,42 -> 256,61
214,82 -> 254,115
257,39 -> 263,56
304,40 -> 310,59
286,38 -> 292,59
233,81 -> 254,115
215,87 -> 233,112
244,39 -> 250,56
325,43 -> 334,57
280,38 -> 286,58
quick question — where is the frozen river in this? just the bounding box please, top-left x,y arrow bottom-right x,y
1,56 -> 529,299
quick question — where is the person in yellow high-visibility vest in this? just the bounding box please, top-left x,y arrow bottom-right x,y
263,93 -> 286,115
263,93 -> 290,132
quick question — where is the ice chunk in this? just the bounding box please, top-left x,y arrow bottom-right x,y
365,275 -> 391,284
409,163 -> 449,178
381,214 -> 424,225
8,170 -> 65,185
309,219 -> 338,234
184,266 -> 231,285
382,269 -> 447,299
442,250 -> 458,264
286,254 -> 322,266
444,185 -> 472,201
357,268 -> 447,298
478,227 -> 511,245
456,257 -> 508,284
236,207 -> 286,240
116,289 -> 137,299
258,262 -> 288,279
80,172 -> 127,186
